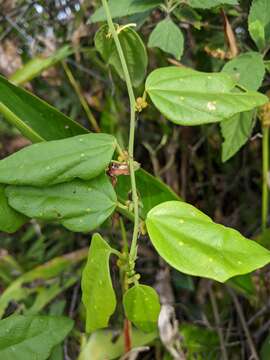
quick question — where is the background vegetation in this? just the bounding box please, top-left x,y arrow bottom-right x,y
0,0 -> 270,359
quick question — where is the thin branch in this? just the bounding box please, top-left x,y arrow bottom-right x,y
209,285 -> 228,360
226,287 -> 259,360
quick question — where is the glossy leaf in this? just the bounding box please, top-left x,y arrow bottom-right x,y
123,284 -> 160,332
188,0 -> 238,8
145,67 -> 267,126
0,184 -> 27,233
6,174 -> 117,233
146,201 -> 270,282
248,0 -> 270,50
148,18 -> 184,60
9,45 -> 73,85
95,24 -> 148,87
90,0 -> 161,23
0,133 -> 116,186
0,315 -> 73,360
221,52 -> 265,162
78,328 -> 157,360
81,233 -> 116,333
0,75 -> 87,142
116,168 -> 181,219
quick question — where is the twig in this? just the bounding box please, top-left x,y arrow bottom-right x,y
209,285 -> 228,360
226,287 -> 259,360
62,61 -> 100,132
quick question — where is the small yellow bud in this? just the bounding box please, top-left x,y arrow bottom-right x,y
135,97 -> 148,112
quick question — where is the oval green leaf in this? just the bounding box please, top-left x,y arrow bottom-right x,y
0,74 -> 88,142
145,66 -> 268,126
0,184 -> 28,233
0,315 -> 73,360
148,18 -> 184,60
81,233 -> 116,333
123,284 -> 160,333
0,133 -> 116,186
5,174 -> 117,233
146,201 -> 270,282
95,24 -> 148,87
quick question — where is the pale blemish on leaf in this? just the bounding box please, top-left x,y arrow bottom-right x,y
207,102 -> 217,111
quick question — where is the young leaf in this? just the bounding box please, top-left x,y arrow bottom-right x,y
220,112 -> 254,162
220,52 -> 265,162
248,0 -> 270,50
0,315 -> 73,360
9,45 -> 73,85
145,67 -> 267,126
0,133 -> 116,186
6,174 -> 117,233
222,52 -> 265,90
123,284 -> 160,333
81,233 -> 116,333
0,184 -> 27,233
116,168 -> 181,219
146,201 -> 270,282
187,0 -> 238,8
148,18 -> 184,60
0,75 -> 87,142
95,24 -> 148,87
90,0 -> 161,23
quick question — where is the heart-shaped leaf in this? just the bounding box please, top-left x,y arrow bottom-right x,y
145,66 -> 267,126
81,233 -> 116,333
148,18 -> 184,60
123,284 -> 160,332
95,24 -> 148,87
0,133 -> 116,187
146,201 -> 270,282
0,315 -> 73,360
0,184 -> 28,233
5,174 -> 117,233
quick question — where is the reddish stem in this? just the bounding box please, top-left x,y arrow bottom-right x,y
124,318 -> 132,353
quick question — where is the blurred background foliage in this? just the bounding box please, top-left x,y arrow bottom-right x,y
0,0 -> 270,359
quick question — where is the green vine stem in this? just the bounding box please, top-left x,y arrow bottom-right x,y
262,125 -> 269,233
102,0 -> 139,268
